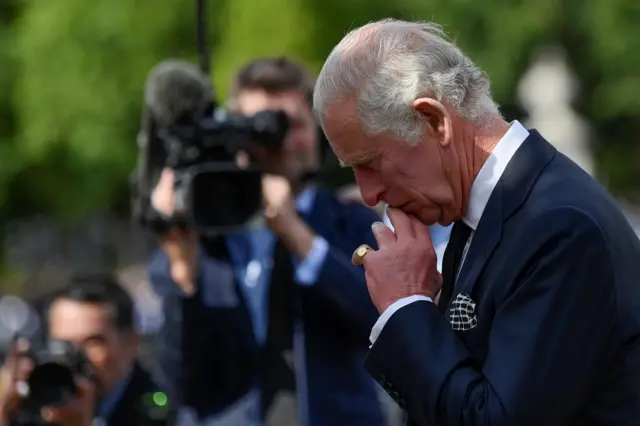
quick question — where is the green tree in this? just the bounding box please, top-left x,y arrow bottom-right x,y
8,0 -> 218,223
569,0 -> 640,197
2,0 -> 639,230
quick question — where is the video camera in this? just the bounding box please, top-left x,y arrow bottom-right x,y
131,74 -> 290,236
130,0 -> 313,236
166,109 -> 291,233
11,339 -> 93,426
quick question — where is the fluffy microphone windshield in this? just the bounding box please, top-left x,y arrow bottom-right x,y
143,59 -> 214,127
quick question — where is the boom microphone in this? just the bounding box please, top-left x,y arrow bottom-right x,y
144,59 -> 216,129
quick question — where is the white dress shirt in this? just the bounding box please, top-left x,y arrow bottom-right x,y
370,121 -> 530,344
382,214 -> 451,273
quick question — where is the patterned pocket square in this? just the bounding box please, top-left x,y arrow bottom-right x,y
449,293 -> 478,331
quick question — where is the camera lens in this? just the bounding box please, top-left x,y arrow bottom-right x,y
190,168 -> 262,231
28,362 -> 77,407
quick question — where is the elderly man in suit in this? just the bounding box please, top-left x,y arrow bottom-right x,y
313,18 -> 640,426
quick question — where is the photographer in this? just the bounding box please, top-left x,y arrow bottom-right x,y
148,57 -> 385,426
0,274 -> 173,426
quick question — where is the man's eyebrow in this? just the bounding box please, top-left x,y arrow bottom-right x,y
83,333 -> 108,343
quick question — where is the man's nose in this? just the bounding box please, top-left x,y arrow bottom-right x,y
354,168 -> 384,207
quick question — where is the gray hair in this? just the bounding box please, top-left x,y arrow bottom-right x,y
313,19 -> 502,144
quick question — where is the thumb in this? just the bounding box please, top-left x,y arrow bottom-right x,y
151,168 -> 176,215
41,406 -> 64,424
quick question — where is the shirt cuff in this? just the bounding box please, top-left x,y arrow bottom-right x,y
294,236 -> 329,286
369,295 -> 433,345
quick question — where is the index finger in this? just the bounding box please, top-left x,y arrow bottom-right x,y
387,207 -> 416,240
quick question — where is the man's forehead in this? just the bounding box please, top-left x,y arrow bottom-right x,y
237,89 -> 308,116
323,102 -> 363,145
49,299 -> 112,329
325,122 -> 370,163
322,94 -> 356,120
323,114 -> 384,168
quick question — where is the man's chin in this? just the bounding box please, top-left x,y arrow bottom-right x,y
408,207 -> 439,226
388,203 -> 435,224
395,203 -> 453,227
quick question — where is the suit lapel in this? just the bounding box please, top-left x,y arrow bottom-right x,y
499,131 -> 557,222
454,184 -> 504,297
106,364 -> 145,426
454,130 -> 557,295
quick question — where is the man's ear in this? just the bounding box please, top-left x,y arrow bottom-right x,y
411,98 -> 453,148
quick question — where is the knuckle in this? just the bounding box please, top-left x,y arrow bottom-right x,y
365,250 -> 381,266
364,249 -> 378,262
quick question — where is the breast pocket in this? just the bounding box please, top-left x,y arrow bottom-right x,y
447,293 -> 488,360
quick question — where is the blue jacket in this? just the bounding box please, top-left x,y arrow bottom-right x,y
366,131 -> 640,426
149,186 -> 385,426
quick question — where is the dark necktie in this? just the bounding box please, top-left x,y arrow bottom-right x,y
438,220 -> 472,313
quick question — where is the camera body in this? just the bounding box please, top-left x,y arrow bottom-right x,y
132,108 -> 289,236
10,339 -> 93,426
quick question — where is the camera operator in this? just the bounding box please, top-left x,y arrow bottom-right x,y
148,57 -> 386,426
0,274 -> 174,426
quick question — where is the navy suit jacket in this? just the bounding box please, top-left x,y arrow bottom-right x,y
149,186 -> 384,426
365,131 -> 640,426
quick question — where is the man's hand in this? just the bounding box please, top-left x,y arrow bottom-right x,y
262,175 -> 314,259
151,168 -> 178,219
262,174 -> 296,231
355,207 -> 442,313
0,338 -> 32,423
151,168 -> 199,294
41,377 -> 95,426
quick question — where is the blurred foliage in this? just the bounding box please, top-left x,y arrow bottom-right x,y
0,0 -> 638,228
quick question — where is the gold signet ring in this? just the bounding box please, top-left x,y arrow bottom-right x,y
352,244 -> 373,266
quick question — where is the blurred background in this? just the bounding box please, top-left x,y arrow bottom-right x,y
0,0 -> 638,385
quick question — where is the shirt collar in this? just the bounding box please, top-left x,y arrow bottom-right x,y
463,120 -> 530,230
427,223 -> 451,246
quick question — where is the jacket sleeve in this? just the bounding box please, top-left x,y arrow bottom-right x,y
148,250 -> 258,416
364,207 -> 618,426
298,202 -> 382,339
